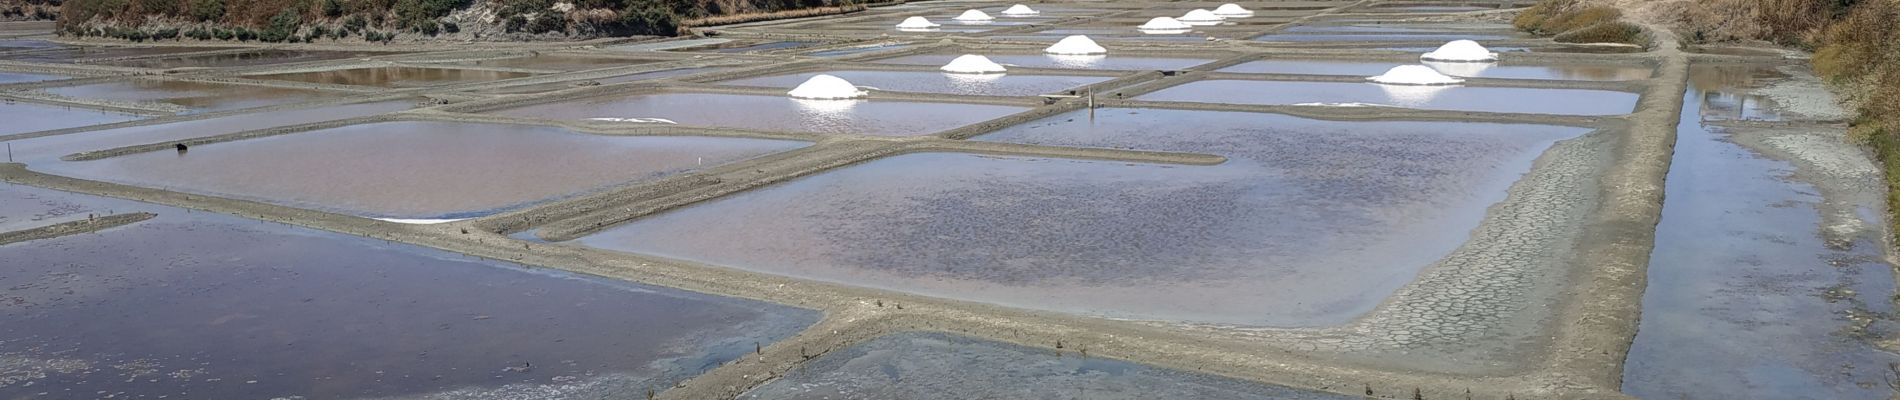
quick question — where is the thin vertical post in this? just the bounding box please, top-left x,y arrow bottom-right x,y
1087,90 -> 1095,121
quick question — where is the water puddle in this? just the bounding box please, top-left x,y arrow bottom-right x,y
1621,65 -> 1900,399
577,108 -> 1586,326
0,193 -> 818,399
252,67 -> 537,87
1138,80 -> 1639,115
99,50 -> 384,69
43,80 -> 345,114
491,93 -> 1026,136
45,121 -> 805,219
1688,64 -> 1791,121
717,70 -> 1111,96
740,332 -> 1353,399
1219,59 -> 1651,81
0,101 -> 142,135
873,53 -> 1214,71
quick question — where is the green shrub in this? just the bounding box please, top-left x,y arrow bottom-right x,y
1554,21 -> 1646,44
321,0 -> 343,17
212,27 -> 232,40
503,14 -> 527,31
259,8 -> 299,42
441,21 -> 458,33
416,19 -> 439,35
344,14 -> 367,32
188,0 -> 222,21
527,14 -> 565,33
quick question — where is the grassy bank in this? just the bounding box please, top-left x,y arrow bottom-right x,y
1512,0 -> 1649,45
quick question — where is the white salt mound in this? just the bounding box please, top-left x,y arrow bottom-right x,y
1001,4 -> 1040,15
941,54 -> 1008,74
1212,3 -> 1254,16
954,10 -> 995,21
896,16 -> 940,29
787,74 -> 868,99
1420,40 -> 1499,62
1180,9 -> 1224,22
1422,60 -> 1492,78
1367,65 -> 1465,85
1044,35 -> 1108,55
1138,16 -> 1192,30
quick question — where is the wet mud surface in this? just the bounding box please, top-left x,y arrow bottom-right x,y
45,121 -> 805,219
0,198 -> 818,400
740,332 -> 1353,400
578,108 -> 1584,326
491,93 -> 1027,136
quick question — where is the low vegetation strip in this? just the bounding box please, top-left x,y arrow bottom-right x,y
55,0 -> 861,43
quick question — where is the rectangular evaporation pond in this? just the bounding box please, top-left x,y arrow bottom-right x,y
577,108 -> 1588,326
0,71 -> 65,84
49,121 -> 806,219
13,100 -> 412,165
1252,33 -> 1515,42
1219,59 -> 1652,81
98,50 -> 382,69
874,53 -> 1214,71
458,54 -> 656,71
490,93 -> 1028,136
0,184 -> 148,232
808,44 -> 915,57
697,41 -> 818,53
476,67 -> 729,95
0,200 -> 818,400
42,80 -> 344,114
251,66 -> 537,87
0,101 -> 142,135
1283,24 -> 1512,33
717,70 -> 1111,97
741,333 -> 1354,400
0,46 -> 232,63
1139,80 -> 1638,115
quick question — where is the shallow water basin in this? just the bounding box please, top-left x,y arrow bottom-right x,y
1219,59 -> 1652,81
0,101 -> 142,135
740,332 -> 1352,399
457,54 -> 657,71
2,46 -> 236,63
717,69 -> 1110,96
1252,33 -> 1515,42
576,108 -> 1587,326
252,66 -> 536,87
1139,79 -> 1638,115
13,100 -> 413,164
0,71 -> 65,84
47,121 -> 805,219
476,67 -> 728,95
491,92 -> 1026,136
99,50 -> 383,69
873,52 -> 1214,70
0,195 -> 818,400
42,80 -> 344,113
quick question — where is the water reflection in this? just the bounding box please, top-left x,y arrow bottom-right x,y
1373,82 -> 1453,107
1422,60 -> 1494,77
791,98 -> 862,114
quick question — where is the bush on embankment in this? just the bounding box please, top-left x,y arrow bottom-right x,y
0,0 -> 58,21
1514,0 -> 1651,45
55,0 -> 863,43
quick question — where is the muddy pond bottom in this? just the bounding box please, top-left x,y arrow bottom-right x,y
491,93 -> 1027,136
252,66 -> 536,87
99,50 -> 385,69
716,70 -> 1111,97
577,108 -> 1588,326
0,196 -> 818,400
872,53 -> 1215,71
44,121 -> 804,219
1139,80 -> 1638,115
740,333 -> 1353,400
42,80 -> 344,113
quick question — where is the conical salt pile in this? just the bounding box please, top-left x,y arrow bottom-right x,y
1366,65 -> 1465,85
954,10 -> 995,21
1138,16 -> 1192,30
896,16 -> 940,29
1001,4 -> 1040,15
1212,3 -> 1253,17
1044,35 -> 1107,55
1180,9 -> 1224,22
1420,40 -> 1499,62
787,74 -> 868,99
940,54 -> 1008,74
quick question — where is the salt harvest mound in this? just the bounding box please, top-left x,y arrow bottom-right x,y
1180,9 -> 1224,23
954,10 -> 995,21
1213,3 -> 1254,17
941,54 -> 1008,74
1422,60 -> 1492,78
1001,4 -> 1040,15
1139,16 -> 1193,31
1045,35 -> 1108,55
896,16 -> 941,30
1366,65 -> 1465,85
1420,40 -> 1499,62
787,74 -> 868,99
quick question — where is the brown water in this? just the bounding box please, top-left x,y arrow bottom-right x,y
1139,80 -> 1639,115
475,68 -> 729,95
252,67 -> 536,87
1218,59 -> 1652,81
100,50 -> 383,69
717,70 -> 1111,97
0,192 -> 819,400
578,108 -> 1587,326
0,101 -> 143,135
872,53 -> 1215,71
42,80 -> 344,113
48,121 -> 805,219
492,93 -> 1026,136
11,100 -> 413,163
3,46 -> 235,64
458,54 -> 655,71
741,333 -> 1352,400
